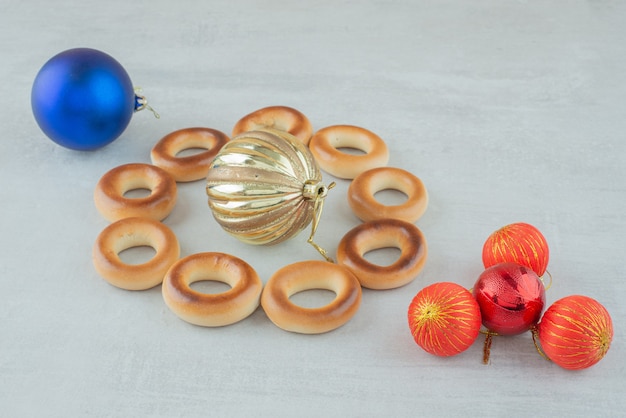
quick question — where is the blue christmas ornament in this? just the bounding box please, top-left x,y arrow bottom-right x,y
31,48 -> 151,151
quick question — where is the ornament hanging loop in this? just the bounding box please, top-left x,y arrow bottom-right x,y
540,270 -> 553,291
305,180 -> 336,263
530,326 -> 550,361
134,87 -> 160,119
480,329 -> 499,365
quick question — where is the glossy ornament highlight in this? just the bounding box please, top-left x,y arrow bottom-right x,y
31,48 -> 141,150
537,295 -> 613,370
482,222 -> 549,277
206,128 -> 331,248
408,282 -> 482,356
473,262 -> 546,335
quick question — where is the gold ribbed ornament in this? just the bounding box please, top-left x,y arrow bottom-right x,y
206,128 -> 333,260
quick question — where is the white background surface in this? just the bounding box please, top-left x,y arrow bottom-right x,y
1,1 -> 624,416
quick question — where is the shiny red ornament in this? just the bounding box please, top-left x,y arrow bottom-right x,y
473,262 -> 546,335
482,222 -> 549,277
537,295 -> 613,370
408,282 -> 482,356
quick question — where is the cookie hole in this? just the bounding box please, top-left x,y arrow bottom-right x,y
123,188 -> 152,198
176,147 -> 209,158
189,280 -> 232,294
336,146 -> 366,156
290,289 -> 336,308
118,246 -> 156,265
364,247 -> 402,266
374,189 -> 408,206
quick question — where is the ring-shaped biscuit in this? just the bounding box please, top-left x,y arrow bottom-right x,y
92,217 -> 180,290
151,127 -> 229,182
309,125 -> 389,179
336,219 -> 427,290
232,105 -> 313,145
94,163 -> 177,222
348,167 -> 428,223
261,260 -> 362,334
162,252 -> 263,327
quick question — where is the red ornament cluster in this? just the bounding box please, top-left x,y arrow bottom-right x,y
407,222 -> 613,370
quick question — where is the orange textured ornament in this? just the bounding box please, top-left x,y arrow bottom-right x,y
408,282 -> 482,357
482,222 -> 549,277
536,295 -> 613,370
